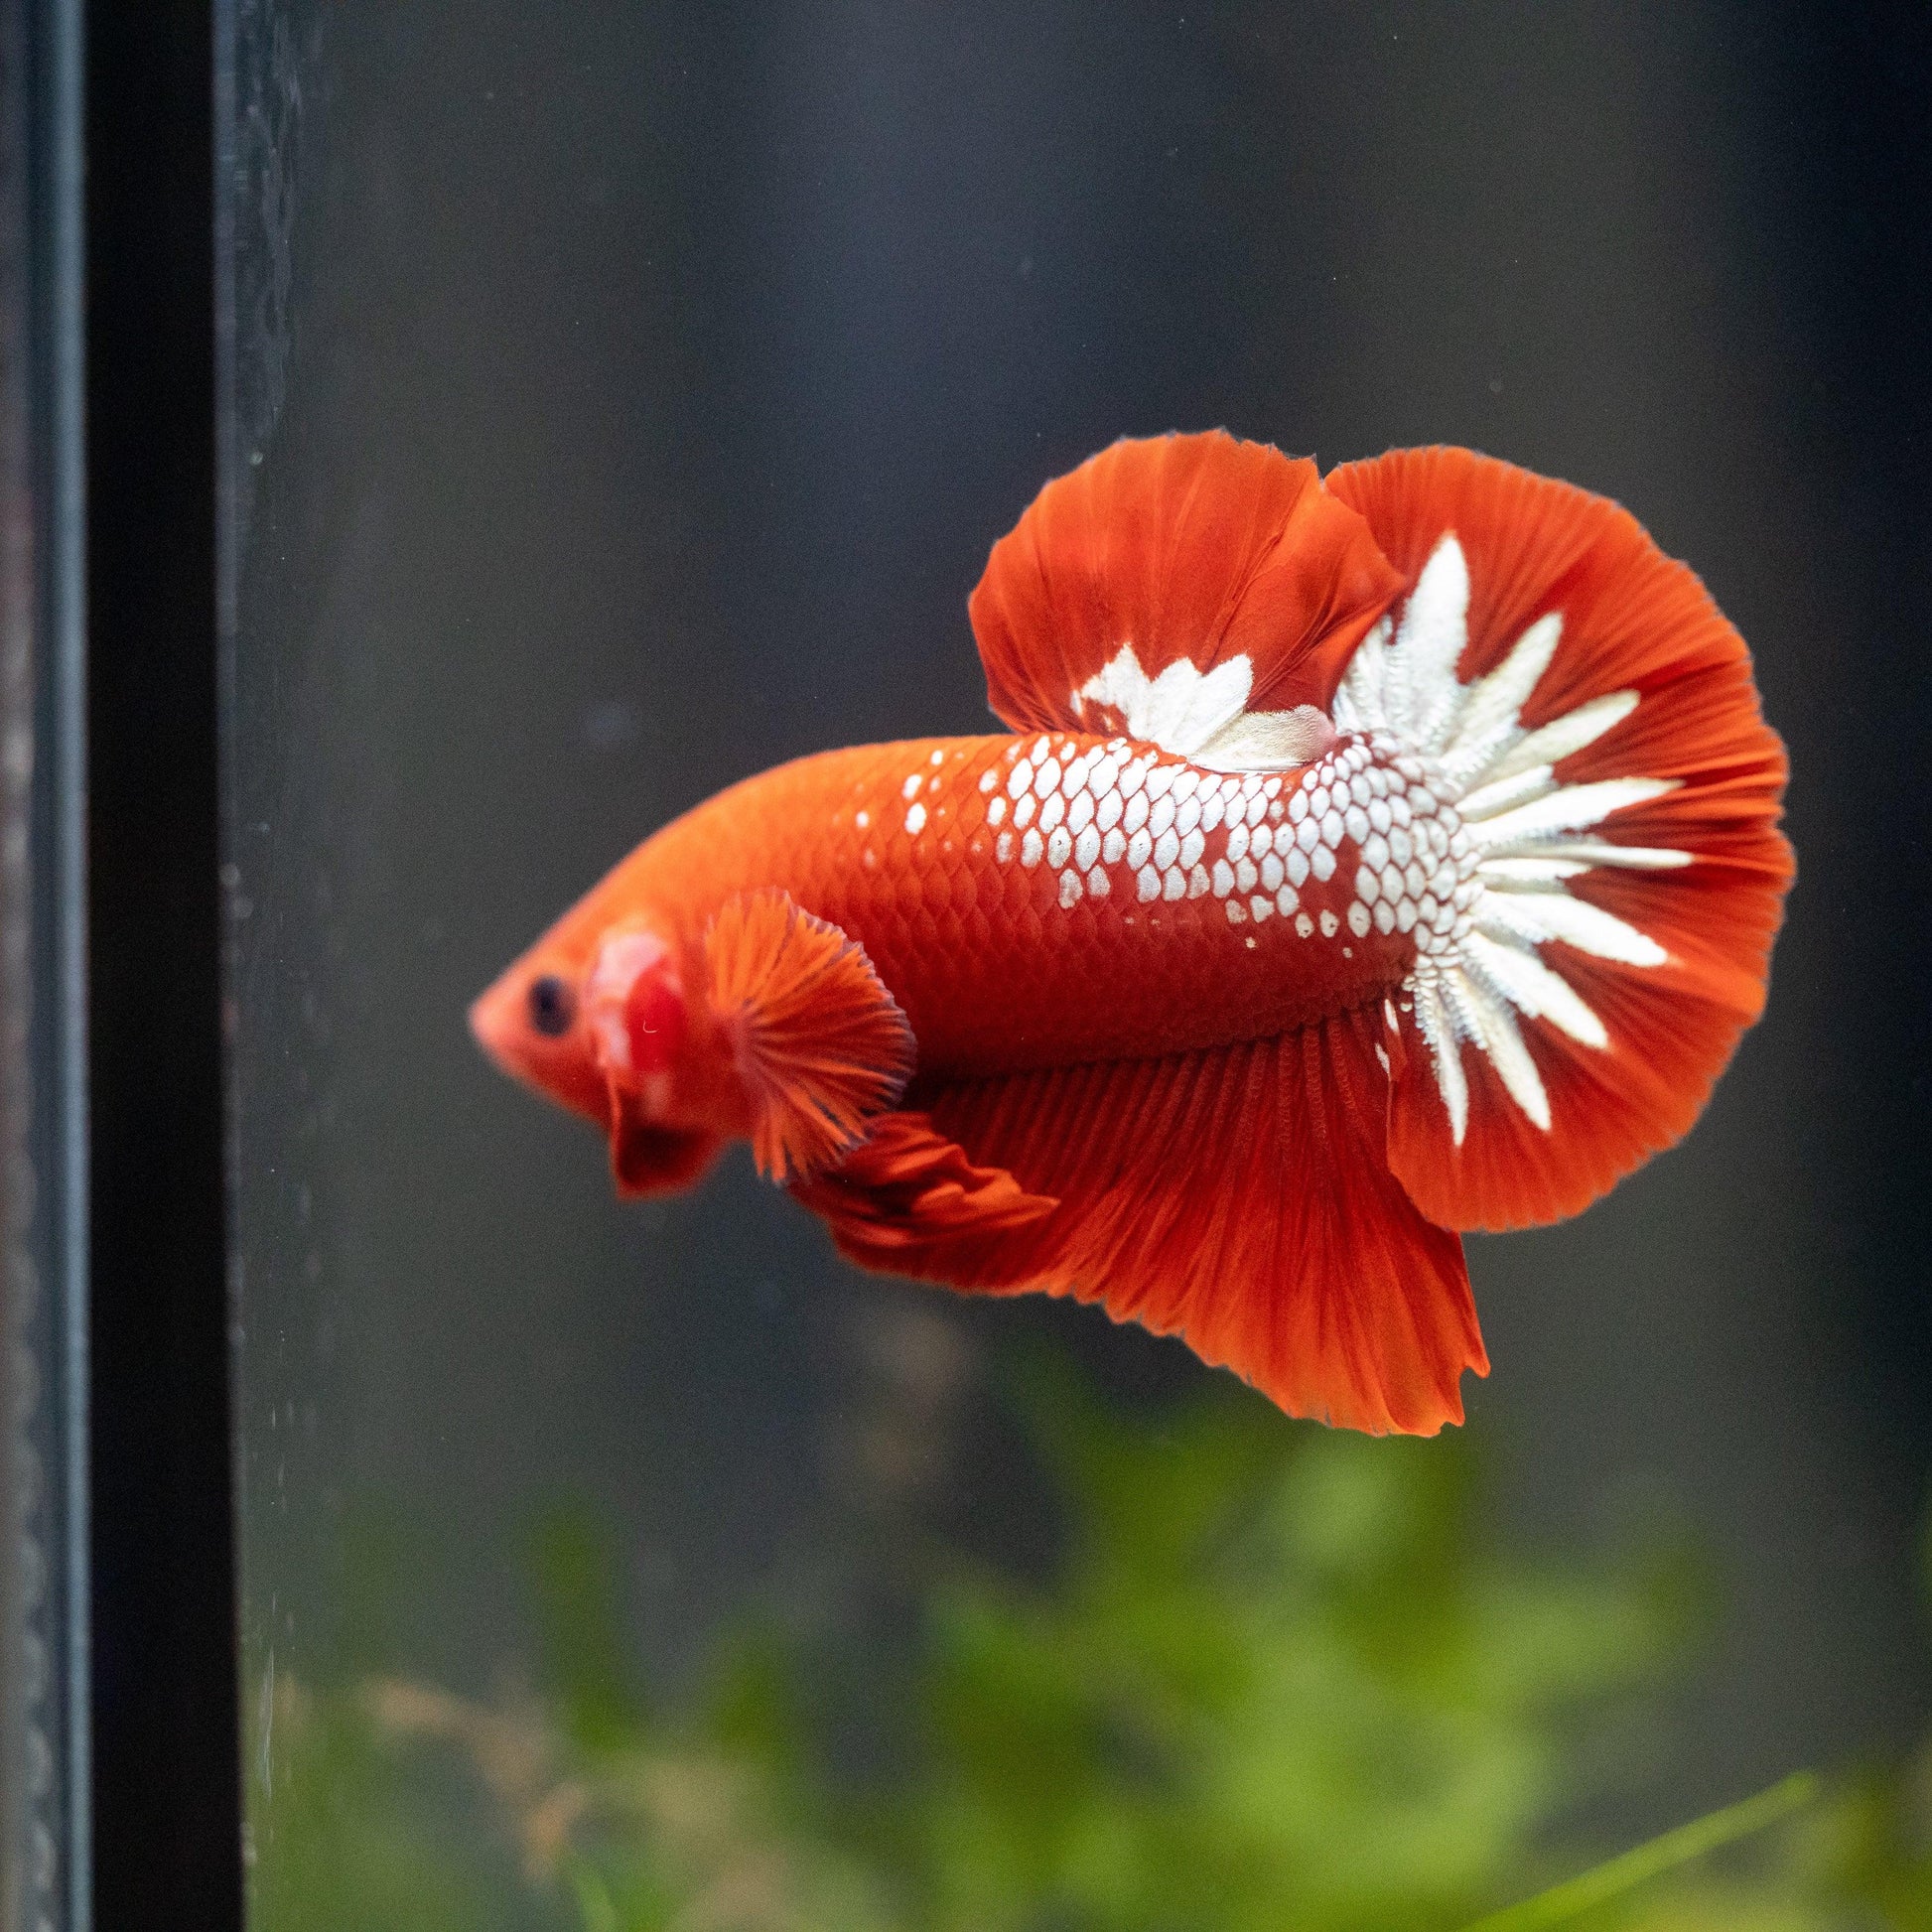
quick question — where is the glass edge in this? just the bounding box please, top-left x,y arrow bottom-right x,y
1,1 -> 90,1930
212,0 -> 246,1878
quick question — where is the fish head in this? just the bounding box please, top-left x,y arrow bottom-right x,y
470,922 -> 618,1128
471,912 -> 732,1196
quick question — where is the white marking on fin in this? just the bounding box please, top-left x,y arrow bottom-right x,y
1325,546 -> 1692,1139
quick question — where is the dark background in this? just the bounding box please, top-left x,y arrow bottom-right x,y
85,0 -> 1932,1918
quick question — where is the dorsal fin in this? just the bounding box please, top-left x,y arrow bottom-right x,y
704,891 -> 916,1183
1322,447 -> 1793,1230
968,432 -> 1401,766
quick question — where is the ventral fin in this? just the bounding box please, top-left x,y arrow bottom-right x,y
969,432 -> 1401,762
1324,449 -> 1794,1229
705,890 -> 915,1183
879,1015 -> 1485,1438
789,1112 -> 1059,1280
608,1093 -> 724,1201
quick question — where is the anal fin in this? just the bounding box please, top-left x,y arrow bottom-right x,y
897,1013 -> 1485,1437
705,890 -> 915,1181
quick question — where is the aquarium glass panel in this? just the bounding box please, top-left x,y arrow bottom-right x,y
221,6 -> 1930,1926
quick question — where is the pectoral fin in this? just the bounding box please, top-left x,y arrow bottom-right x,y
705,890 -> 916,1182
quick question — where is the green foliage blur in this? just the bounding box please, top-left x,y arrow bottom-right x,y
244,1354 -> 1932,1931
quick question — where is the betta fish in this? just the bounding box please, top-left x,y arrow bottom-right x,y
471,434 -> 1792,1436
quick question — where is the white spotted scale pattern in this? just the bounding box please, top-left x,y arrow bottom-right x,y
896,727 -> 1417,958
998,740 -> 1313,922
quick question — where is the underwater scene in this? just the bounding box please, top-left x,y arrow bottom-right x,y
223,5 -> 1929,1927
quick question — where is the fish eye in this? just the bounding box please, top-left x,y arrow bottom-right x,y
526,974 -> 576,1037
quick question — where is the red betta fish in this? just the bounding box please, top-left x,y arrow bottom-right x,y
471,435 -> 1792,1436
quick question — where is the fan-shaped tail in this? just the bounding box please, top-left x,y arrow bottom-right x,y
1324,447 -> 1793,1229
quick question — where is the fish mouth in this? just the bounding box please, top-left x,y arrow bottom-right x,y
468,972 -> 526,1079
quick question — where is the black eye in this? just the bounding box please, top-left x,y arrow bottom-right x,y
526,974 -> 575,1037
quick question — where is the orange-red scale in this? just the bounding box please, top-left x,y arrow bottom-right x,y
539,733 -> 1409,1078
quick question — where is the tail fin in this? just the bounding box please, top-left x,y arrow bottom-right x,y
1324,448 -> 1793,1230
796,1016 -> 1485,1438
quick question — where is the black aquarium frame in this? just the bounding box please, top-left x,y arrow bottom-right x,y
2,1 -> 240,1928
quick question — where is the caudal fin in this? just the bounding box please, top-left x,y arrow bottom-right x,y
1323,448 -> 1793,1231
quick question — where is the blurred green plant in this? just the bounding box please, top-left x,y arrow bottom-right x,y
244,1359 -> 1932,1931
874,1359 -> 1686,1932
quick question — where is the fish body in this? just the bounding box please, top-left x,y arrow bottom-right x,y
504,732 -> 1410,1078
473,435 -> 1792,1436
